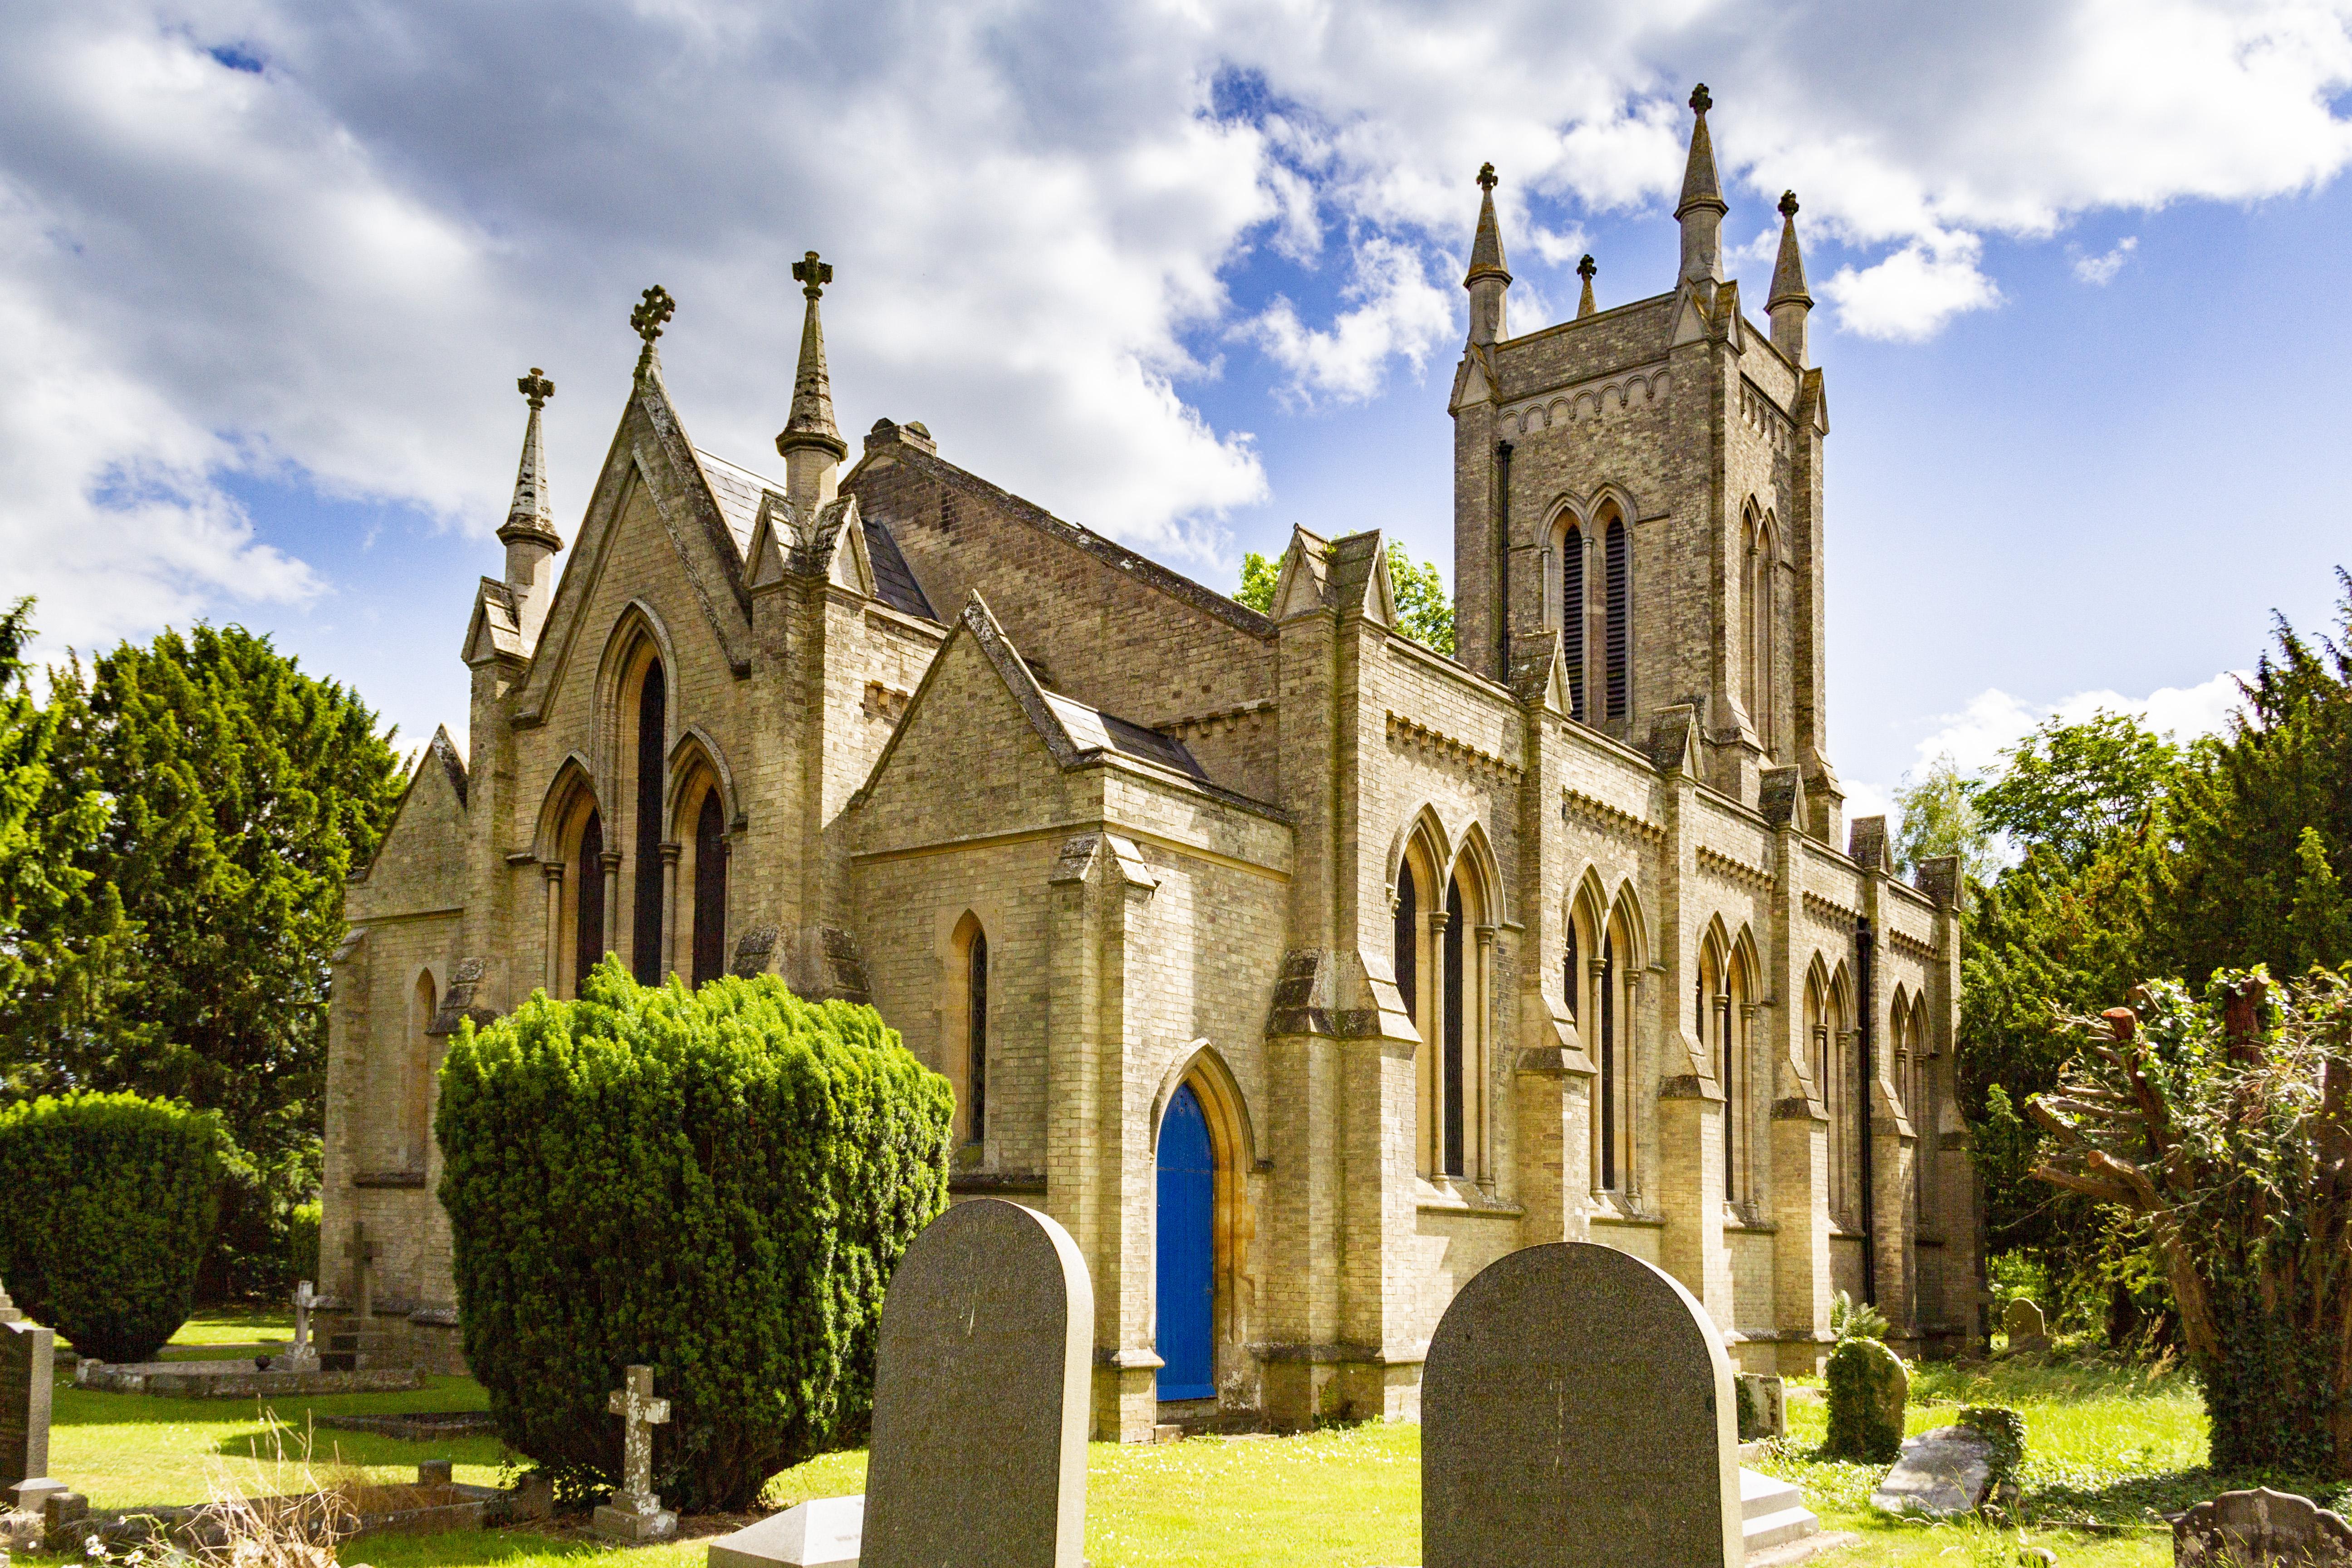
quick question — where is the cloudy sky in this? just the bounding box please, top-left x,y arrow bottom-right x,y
5,0 -> 2350,825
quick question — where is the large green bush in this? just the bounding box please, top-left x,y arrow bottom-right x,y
437,961 -> 953,1511
0,1091 -> 223,1361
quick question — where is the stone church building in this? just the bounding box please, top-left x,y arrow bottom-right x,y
324,88 -> 1983,1438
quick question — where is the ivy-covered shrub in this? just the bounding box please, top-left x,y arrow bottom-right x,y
437,961 -> 954,1511
1824,1336 -> 1909,1463
0,1092 -> 224,1361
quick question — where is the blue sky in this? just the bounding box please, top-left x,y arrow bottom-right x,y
5,0 -> 2350,825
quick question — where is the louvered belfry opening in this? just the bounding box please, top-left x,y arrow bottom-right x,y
1603,516 -> 1629,723
631,657 -> 666,985
1561,524 -> 1585,723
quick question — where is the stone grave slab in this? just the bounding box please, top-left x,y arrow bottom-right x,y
860,1199 -> 1093,1568
707,1495 -> 864,1568
1737,1371 -> 1786,1441
2176,1487 -> 2352,1566
1421,1240 -> 1743,1568
1871,1424 -> 1995,1519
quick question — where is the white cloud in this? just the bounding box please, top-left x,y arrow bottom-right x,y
2073,235 -> 2139,284
1242,236 -> 1453,406
1905,670 -> 2249,776
3,0 -> 2350,665
1820,234 -> 2003,340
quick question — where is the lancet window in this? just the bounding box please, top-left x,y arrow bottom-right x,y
631,658 -> 667,985
1561,523 -> 1586,723
1603,514 -> 1630,723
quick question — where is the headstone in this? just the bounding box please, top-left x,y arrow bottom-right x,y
2002,1297 -> 2049,1352
2176,1488 -> 2352,1566
1735,1372 -> 1785,1441
861,1199 -> 1093,1568
1824,1337 -> 1908,1462
593,1365 -> 676,1542
41,1491 -> 87,1555
508,1474 -> 554,1523
707,1496 -> 864,1568
0,1320 -> 54,1493
1870,1425 -> 1995,1518
1421,1241 -> 1743,1568
276,1282 -> 321,1372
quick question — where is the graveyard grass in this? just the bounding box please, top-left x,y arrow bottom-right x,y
33,1322 -> 2339,1568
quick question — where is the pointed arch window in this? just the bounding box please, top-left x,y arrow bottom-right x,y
1599,928 -> 1619,1190
1562,916 -> 1579,1024
631,658 -> 666,985
1744,517 -> 1777,754
966,928 -> 989,1142
573,809 -> 605,996
1561,524 -> 1586,723
1393,862 -> 1419,1022
1603,515 -> 1630,723
1442,876 -> 1467,1177
691,789 -> 727,986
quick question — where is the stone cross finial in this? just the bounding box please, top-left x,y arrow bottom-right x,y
595,1365 -> 677,1541
1577,254 -> 1597,281
517,368 -> 554,408
1779,190 -> 1799,219
631,286 -> 676,346
793,251 -> 833,301
1475,162 -> 1497,193
1690,83 -> 1712,114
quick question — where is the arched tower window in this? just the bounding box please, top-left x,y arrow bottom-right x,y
1744,516 -> 1778,755
573,808 -> 605,996
631,657 -> 666,985
1442,875 -> 1468,1177
1393,861 -> 1419,1022
1604,514 -> 1630,723
691,788 -> 727,986
1561,523 -> 1586,723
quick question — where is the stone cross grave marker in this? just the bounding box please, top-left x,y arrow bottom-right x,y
1422,1240 -> 1743,1568
594,1365 -> 676,1542
861,1199 -> 1093,1568
2,1315 -> 58,1504
344,1224 -> 379,1324
279,1281 -> 322,1372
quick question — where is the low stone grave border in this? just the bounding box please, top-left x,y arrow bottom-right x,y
314,1411 -> 498,1441
75,1358 -> 424,1397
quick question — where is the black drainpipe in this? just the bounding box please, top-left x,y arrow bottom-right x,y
1494,440 -> 1514,681
1855,914 -> 1877,1307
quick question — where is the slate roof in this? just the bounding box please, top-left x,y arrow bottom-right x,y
694,449 -> 772,554
862,514 -> 936,620
1043,693 -> 1207,781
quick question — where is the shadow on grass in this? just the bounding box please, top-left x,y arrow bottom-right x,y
278,1531 -> 610,1568
52,1378 -> 491,1428
2027,1467 -> 2352,1529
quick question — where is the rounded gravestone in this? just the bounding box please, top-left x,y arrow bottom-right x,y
1825,1337 -> 1909,1462
860,1199 -> 1093,1568
1422,1241 -> 1742,1568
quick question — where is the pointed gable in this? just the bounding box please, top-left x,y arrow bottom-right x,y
348,726 -> 469,917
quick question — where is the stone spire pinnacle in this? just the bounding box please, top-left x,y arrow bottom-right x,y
1676,84 -> 1727,290
1576,254 -> 1597,318
497,367 -> 563,648
1462,163 -> 1512,347
1463,162 -> 1511,287
1768,190 -> 1814,365
776,250 -> 848,465
499,369 -> 559,547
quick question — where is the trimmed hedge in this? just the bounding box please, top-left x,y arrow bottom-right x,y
1824,1335 -> 1909,1462
0,1092 -> 224,1362
436,961 -> 953,1511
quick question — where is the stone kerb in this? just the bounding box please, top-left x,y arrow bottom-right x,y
860,1199 -> 1093,1568
1422,1241 -> 1743,1568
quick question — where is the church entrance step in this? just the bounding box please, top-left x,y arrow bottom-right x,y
1740,1468 -> 1823,1552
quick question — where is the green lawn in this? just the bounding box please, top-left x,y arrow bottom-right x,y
23,1352 -> 2345,1568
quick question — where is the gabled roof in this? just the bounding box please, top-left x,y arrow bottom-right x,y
863,514 -> 936,620
693,448 -> 776,555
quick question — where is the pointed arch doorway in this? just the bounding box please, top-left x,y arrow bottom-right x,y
1155,1082 -> 1216,1401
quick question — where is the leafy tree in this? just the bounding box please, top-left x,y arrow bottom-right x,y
2,624 -> 404,1296
1977,711 -> 2185,873
2159,572 -> 2352,985
1890,754 -> 1998,886
0,602 -> 122,1088
2033,970 -> 2352,1475
1234,542 -> 1454,654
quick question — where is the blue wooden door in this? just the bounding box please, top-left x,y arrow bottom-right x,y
1155,1083 -> 1216,1401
